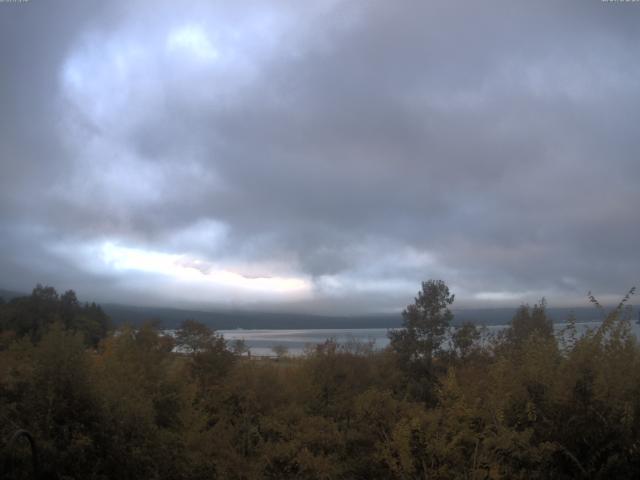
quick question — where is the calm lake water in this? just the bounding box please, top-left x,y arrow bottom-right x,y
219,321 -> 640,357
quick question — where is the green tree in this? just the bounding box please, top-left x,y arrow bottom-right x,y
505,299 -> 553,346
389,280 -> 455,360
175,319 -> 215,354
75,302 -> 111,348
59,289 -> 80,329
450,321 -> 482,360
0,285 -> 111,347
388,280 -> 454,402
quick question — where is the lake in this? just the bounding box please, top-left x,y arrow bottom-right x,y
219,320 -> 640,357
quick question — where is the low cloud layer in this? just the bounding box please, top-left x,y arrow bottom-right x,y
1,1 -> 639,313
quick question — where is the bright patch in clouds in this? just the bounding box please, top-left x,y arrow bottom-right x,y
100,242 -> 310,295
167,25 -> 219,61
474,291 -> 529,302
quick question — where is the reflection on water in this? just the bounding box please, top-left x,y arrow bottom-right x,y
219,321 -> 640,357
220,328 -> 389,357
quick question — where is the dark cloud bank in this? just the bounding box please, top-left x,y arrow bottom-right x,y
1,0 -> 639,314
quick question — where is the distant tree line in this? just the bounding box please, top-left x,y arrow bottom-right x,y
1,281 -> 639,479
0,284 -> 110,348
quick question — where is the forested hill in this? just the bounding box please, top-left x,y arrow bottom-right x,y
0,287 -> 610,329
101,303 -> 604,329
0,289 -> 24,302
101,303 -> 402,329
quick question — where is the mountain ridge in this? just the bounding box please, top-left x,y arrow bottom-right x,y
0,287 -> 618,329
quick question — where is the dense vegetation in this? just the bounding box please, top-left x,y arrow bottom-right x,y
1,281 -> 639,479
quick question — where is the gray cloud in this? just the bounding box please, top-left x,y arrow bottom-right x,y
1,0 -> 639,313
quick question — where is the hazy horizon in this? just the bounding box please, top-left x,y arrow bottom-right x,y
1,285 -> 628,324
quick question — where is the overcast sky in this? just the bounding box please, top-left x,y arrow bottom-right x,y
1,0 -> 639,314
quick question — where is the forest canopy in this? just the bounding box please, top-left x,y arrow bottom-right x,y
1,282 -> 639,479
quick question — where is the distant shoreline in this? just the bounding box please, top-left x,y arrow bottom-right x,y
0,288 -> 630,330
